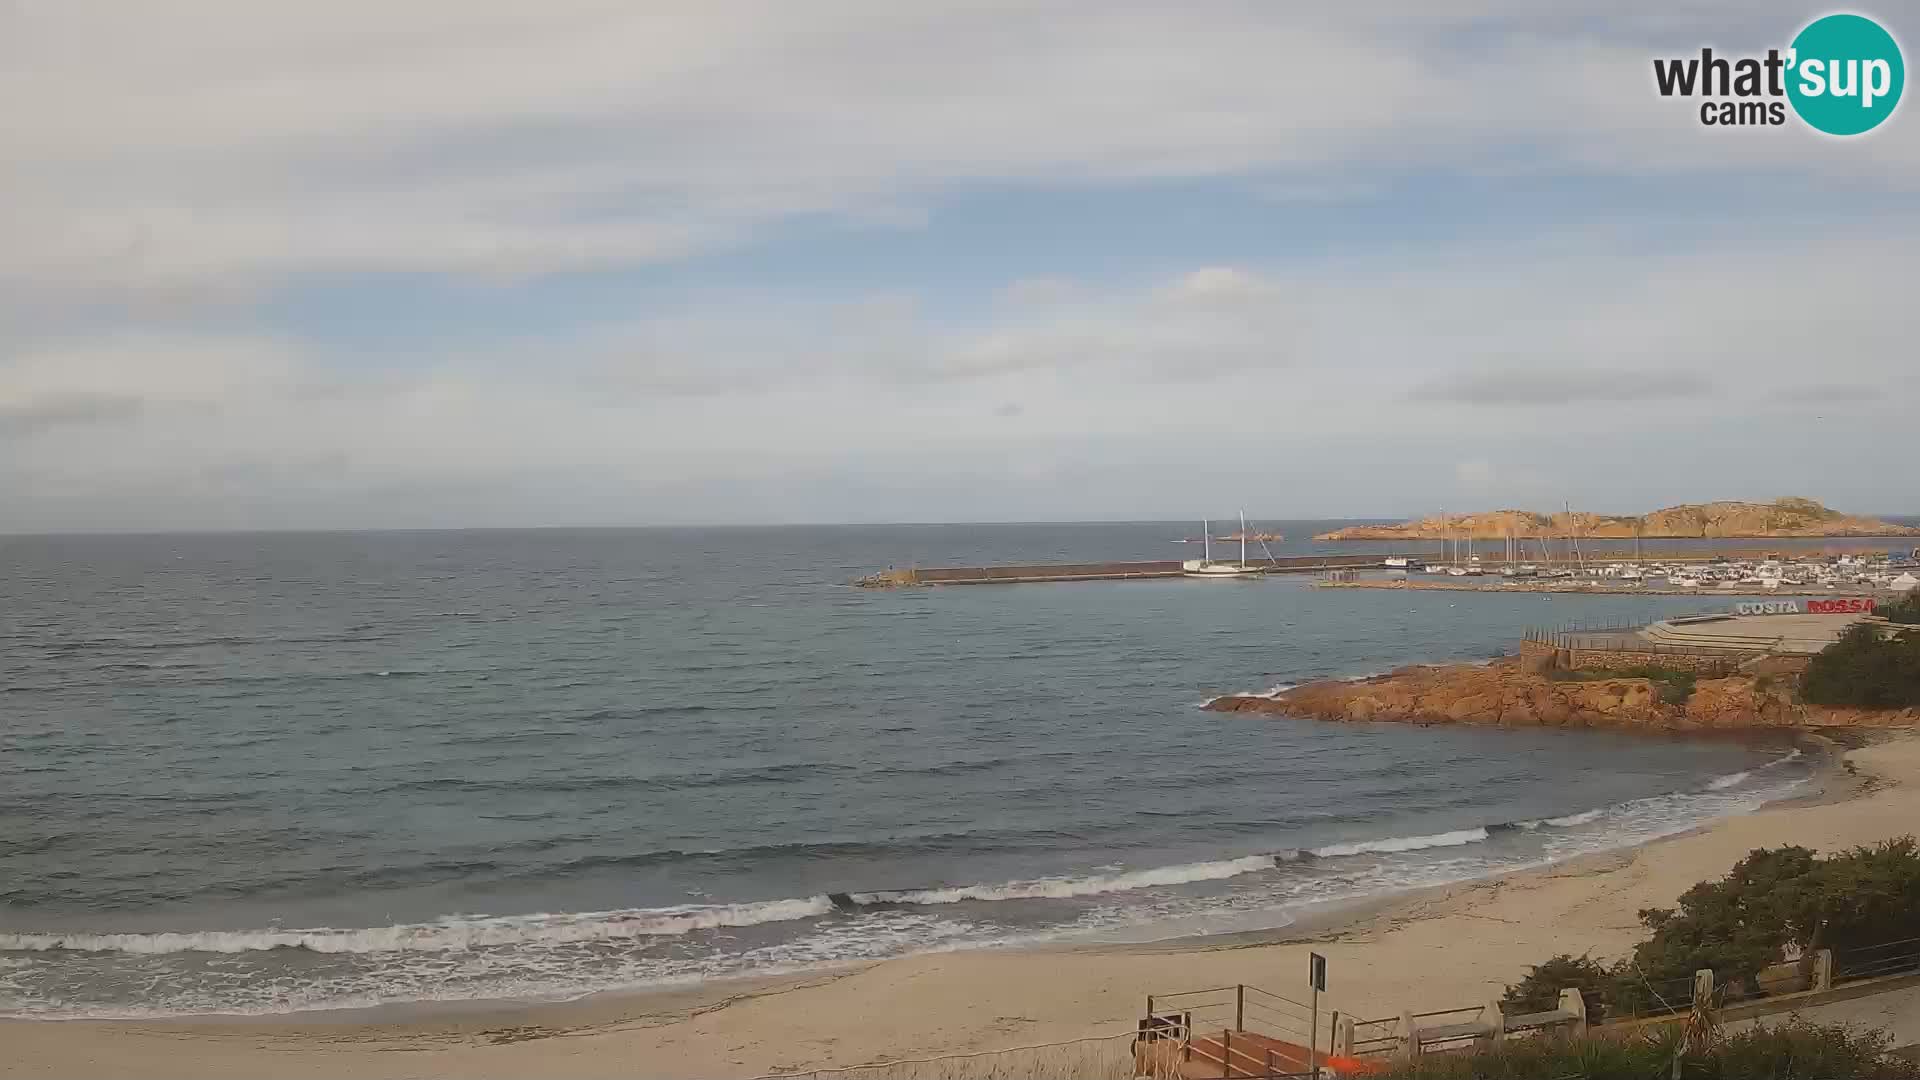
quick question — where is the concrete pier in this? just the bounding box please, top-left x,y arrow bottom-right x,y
853,554 -> 1394,587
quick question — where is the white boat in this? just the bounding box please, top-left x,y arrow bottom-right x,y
1183,513 -> 1267,579
1383,556 -> 1412,569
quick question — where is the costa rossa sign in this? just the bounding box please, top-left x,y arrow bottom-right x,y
1807,597 -> 1877,614
1734,598 -> 1877,615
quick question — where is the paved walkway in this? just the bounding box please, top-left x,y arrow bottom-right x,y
1725,982 -> 1920,1050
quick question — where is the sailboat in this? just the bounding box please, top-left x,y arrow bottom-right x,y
1183,512 -> 1267,579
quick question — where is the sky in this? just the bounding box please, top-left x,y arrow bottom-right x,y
2,1 -> 1916,531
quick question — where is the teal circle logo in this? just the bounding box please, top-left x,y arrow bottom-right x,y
1787,14 -> 1904,135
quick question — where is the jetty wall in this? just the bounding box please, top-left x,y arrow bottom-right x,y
855,554 -> 1393,587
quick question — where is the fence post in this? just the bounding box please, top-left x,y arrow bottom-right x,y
1221,1029 -> 1231,1078
1559,987 -> 1588,1037
1147,994 -> 1154,1020
1814,949 -> 1834,992
1400,1009 -> 1419,1063
1335,1015 -> 1355,1057
1235,984 -> 1244,1032
1693,968 -> 1714,1010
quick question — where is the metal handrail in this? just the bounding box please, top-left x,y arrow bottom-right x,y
1153,985 -> 1241,1002
1835,935 -> 1920,955
1243,984 -> 1315,1013
1410,1005 -> 1487,1020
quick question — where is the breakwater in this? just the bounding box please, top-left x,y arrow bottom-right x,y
853,554 -> 1393,587
1315,579 -> 1895,598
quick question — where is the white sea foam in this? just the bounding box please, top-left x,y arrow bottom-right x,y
1309,827 -> 1489,858
1542,809 -> 1604,827
1707,770 -> 1752,791
851,854 -> 1275,906
0,897 -> 836,955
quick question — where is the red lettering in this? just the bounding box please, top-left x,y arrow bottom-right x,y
1809,598 -> 1872,614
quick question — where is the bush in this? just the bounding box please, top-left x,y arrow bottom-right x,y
1506,838 -> 1920,1019
1879,594 -> 1920,625
1500,954 -> 1611,1022
1546,664 -> 1697,705
1801,624 -> 1920,709
1373,1020 -> 1920,1080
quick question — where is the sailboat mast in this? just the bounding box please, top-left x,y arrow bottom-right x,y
1203,520 -> 1210,565
1240,510 -> 1248,569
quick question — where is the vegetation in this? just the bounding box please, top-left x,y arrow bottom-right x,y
1547,665 -> 1697,706
1801,624 -> 1920,708
1376,1020 -> 1920,1080
1501,839 -> 1920,1022
1879,593 -> 1920,626
1498,954 -> 1610,1020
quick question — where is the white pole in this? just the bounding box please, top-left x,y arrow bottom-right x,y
1240,510 -> 1248,569
1310,983 -> 1320,1077
1203,520 -> 1210,565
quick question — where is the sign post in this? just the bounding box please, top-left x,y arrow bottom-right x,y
1309,952 -> 1327,1076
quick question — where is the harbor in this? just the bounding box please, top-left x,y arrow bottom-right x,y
1316,578 -> 1902,598
852,553 -> 1392,587
856,550 -> 1920,591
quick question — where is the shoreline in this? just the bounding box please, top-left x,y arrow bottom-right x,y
7,731 -> 1911,1079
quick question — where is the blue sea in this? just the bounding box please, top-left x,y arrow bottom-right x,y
0,522 -> 1851,1017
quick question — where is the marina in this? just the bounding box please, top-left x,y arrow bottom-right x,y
857,548 -> 1920,591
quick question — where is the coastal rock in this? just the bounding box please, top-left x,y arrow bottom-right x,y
1202,660 -> 1912,732
1312,497 -> 1920,541
1208,661 -> 1676,730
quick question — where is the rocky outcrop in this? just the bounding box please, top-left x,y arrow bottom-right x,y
1205,660 -> 1914,731
1313,497 -> 1920,541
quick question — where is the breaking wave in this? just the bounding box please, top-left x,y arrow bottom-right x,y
1308,827 -> 1489,858
848,855 -> 1275,907
0,897 -> 837,955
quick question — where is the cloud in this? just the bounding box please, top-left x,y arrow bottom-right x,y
6,3 -> 1916,301
0,393 -> 145,438
1415,369 -> 1712,405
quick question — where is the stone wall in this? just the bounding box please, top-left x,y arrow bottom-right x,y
1565,647 -> 1745,676
1516,636 -> 1747,676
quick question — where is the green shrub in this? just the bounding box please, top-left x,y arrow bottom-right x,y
1545,665 -> 1697,705
1500,954 -> 1611,1022
1801,624 -> 1920,708
1374,1020 -> 1920,1080
1878,594 -> 1920,625
1507,839 -> 1920,1019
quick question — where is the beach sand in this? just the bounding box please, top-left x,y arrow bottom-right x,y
6,732 -> 1917,1079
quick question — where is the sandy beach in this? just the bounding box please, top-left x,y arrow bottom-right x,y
6,731 -> 1917,1079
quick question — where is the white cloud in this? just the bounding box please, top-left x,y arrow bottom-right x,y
6,2 -> 1916,299
3,218 -> 1915,528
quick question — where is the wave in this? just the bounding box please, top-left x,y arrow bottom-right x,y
1200,682 -> 1295,708
1308,827 -> 1489,858
7,752 -> 1815,963
846,855 -> 1276,907
0,897 -> 837,955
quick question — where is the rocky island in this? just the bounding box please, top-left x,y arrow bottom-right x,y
1314,497 -> 1919,541
1205,658 -> 1920,732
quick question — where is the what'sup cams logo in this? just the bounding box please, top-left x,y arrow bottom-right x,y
1653,13 -> 1904,134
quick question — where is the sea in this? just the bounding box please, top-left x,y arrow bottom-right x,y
7,520 -> 1904,1019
